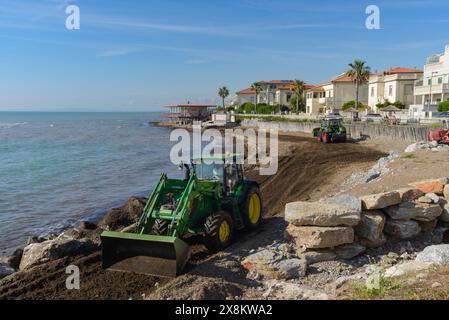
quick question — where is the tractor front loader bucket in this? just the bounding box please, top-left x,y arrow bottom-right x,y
101,231 -> 191,278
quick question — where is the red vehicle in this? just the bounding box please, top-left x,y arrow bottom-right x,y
428,120 -> 449,144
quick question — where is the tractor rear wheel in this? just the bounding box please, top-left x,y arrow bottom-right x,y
241,186 -> 263,230
152,219 -> 170,236
204,211 -> 234,252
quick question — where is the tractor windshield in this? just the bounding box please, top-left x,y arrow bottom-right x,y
195,163 -> 224,181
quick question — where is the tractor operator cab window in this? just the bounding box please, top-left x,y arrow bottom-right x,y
225,164 -> 240,193
195,163 -> 224,181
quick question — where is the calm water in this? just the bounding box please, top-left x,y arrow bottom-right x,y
0,112 -> 182,254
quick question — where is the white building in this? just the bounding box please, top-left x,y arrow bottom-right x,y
236,80 -> 296,107
368,67 -> 423,112
305,73 -> 368,114
410,44 -> 449,120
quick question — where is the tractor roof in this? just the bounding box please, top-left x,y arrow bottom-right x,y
192,153 -> 243,162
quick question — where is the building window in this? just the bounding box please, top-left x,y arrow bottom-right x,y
438,77 -> 443,84
286,94 -> 292,102
389,85 -> 393,96
428,79 -> 432,85
371,87 -> 375,97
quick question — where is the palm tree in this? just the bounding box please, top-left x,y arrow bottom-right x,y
218,86 -> 230,110
346,60 -> 371,110
251,82 -> 262,114
292,80 -> 305,113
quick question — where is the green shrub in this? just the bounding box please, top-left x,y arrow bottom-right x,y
376,100 -> 406,110
342,100 -> 366,111
238,102 -> 255,114
438,101 -> 449,112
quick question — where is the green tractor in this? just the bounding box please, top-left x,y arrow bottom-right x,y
101,154 -> 263,277
312,117 -> 347,143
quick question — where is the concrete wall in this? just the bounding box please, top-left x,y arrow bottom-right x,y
241,119 -> 429,142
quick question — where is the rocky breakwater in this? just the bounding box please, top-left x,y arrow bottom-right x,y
0,197 -> 148,280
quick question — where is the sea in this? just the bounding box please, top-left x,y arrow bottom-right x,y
0,112 -> 183,255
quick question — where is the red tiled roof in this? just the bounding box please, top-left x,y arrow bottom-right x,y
236,88 -> 256,94
383,67 -> 423,74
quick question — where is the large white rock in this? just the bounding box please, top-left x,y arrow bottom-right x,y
384,220 -> 421,239
361,192 -> 401,210
241,249 -> 307,280
385,261 -> 435,278
384,202 -> 443,222
355,210 -> 386,242
262,280 -> 330,300
415,245 -> 449,266
285,196 -> 361,227
286,225 -> 354,249
19,238 -> 96,270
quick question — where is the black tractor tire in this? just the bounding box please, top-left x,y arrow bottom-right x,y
204,211 -> 234,252
241,186 -> 263,230
152,219 -> 170,236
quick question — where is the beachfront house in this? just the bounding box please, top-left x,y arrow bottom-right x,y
368,67 -> 423,113
164,104 -> 215,125
410,44 -> 449,120
305,73 -> 368,114
236,80 -> 294,107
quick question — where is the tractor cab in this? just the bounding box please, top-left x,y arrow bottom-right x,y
192,154 -> 245,195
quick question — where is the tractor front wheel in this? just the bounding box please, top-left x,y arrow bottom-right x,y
204,211 -> 234,252
241,186 -> 263,230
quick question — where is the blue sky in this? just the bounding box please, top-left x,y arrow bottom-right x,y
0,0 -> 449,111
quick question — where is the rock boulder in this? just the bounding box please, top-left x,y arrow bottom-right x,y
410,179 -> 445,196
285,196 -> 361,227
384,202 -> 443,222
384,220 -> 421,240
354,210 -> 386,242
286,225 -> 354,249
19,238 -> 97,271
100,197 -> 148,231
416,244 -> 449,266
361,192 -> 401,210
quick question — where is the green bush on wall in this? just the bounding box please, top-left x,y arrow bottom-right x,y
342,100 -> 366,111
438,101 -> 449,112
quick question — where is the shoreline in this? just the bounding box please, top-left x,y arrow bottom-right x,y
2,128 -> 449,300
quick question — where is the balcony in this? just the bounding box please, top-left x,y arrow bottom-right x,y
414,83 -> 449,96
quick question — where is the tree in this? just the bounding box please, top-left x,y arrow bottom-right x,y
218,86 -> 230,109
346,60 -> 371,110
438,101 -> 449,112
251,82 -> 262,114
292,80 -> 305,113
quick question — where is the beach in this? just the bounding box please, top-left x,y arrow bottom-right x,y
0,131 -> 388,299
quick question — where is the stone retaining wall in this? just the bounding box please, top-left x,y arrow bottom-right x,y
241,119 -> 430,142
284,178 -> 449,262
